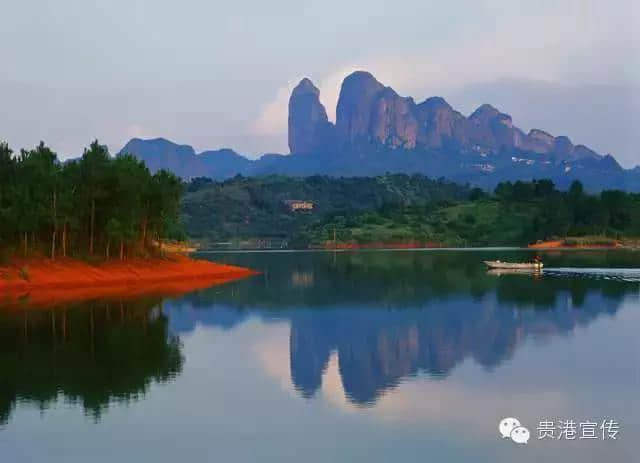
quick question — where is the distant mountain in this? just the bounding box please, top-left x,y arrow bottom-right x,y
119,137 -> 251,179
118,71 -> 640,192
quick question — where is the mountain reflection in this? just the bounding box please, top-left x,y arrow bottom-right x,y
0,251 -> 636,419
169,251 -> 637,405
0,298 -> 183,424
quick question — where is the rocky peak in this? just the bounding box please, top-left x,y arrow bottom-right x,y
293,77 -> 317,94
415,97 -> 467,148
418,96 -> 452,111
288,78 -> 333,154
286,69 -> 609,164
600,154 -> 622,170
467,104 -> 517,149
469,104 -> 504,124
518,129 -> 555,153
528,129 -> 554,144
543,136 -> 600,162
553,136 -> 573,154
369,87 -> 418,149
336,71 -> 385,143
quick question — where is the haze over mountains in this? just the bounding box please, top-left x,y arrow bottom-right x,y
120,71 -> 640,192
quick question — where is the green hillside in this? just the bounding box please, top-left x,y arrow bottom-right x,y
182,175 -> 640,248
181,174 -> 470,246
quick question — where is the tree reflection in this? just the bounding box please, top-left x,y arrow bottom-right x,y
2,251 -> 636,421
0,298 -> 183,424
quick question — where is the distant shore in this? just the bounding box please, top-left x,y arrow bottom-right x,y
320,241 -> 444,250
313,238 -> 640,251
528,238 -> 639,250
0,255 -> 256,306
202,240 -> 640,252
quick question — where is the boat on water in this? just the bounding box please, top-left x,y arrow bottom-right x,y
487,268 -> 543,277
484,260 -> 543,271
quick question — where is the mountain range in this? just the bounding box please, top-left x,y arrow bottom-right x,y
119,71 -> 640,191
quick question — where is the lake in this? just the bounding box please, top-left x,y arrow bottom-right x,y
1,250 -> 639,462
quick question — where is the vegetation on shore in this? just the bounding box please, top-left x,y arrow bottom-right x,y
0,140 -> 184,261
183,176 -> 640,248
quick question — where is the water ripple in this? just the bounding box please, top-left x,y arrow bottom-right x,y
545,267 -> 640,282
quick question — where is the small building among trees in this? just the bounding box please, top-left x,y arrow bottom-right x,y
283,200 -> 314,212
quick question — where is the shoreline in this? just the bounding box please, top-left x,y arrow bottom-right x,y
0,255 -> 257,303
527,238 -> 639,250
198,242 -> 639,252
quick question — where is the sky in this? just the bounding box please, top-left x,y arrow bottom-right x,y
1,0 -> 639,166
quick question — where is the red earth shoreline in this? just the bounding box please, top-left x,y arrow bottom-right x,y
0,256 -> 257,307
527,239 -> 622,249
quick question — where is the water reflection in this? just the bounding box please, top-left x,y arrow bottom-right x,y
166,251 -> 638,405
0,251 -> 637,424
0,298 -> 183,424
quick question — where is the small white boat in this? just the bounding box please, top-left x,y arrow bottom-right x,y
487,268 -> 543,277
484,260 -> 543,270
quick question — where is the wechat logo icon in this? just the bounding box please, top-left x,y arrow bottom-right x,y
499,417 -> 530,444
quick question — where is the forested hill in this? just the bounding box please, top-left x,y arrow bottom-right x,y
182,175 -> 640,248
181,175 -> 470,246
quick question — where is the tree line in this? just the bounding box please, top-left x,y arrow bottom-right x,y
0,140 -> 183,260
490,179 -> 640,240
182,174 -> 640,248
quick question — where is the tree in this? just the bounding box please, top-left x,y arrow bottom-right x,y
601,190 -> 632,231
106,155 -> 150,257
534,179 -> 556,197
512,181 -> 534,201
494,181 -> 514,199
10,143 -> 59,256
58,161 -> 82,258
79,140 -> 111,255
0,143 -> 16,249
569,180 -> 584,198
469,187 -> 486,201
146,169 -> 183,243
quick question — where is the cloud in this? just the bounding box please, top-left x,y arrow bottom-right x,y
317,65 -> 364,122
250,77 -> 303,137
124,124 -> 156,140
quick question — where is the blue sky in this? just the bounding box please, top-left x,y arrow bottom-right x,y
1,1 -> 638,165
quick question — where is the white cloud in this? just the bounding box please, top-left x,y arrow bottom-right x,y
124,124 -> 156,140
250,77 -> 304,136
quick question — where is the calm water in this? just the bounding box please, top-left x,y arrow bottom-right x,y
1,250 -> 639,462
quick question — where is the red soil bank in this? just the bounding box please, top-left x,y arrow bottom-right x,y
0,256 -> 257,307
528,240 -> 621,249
